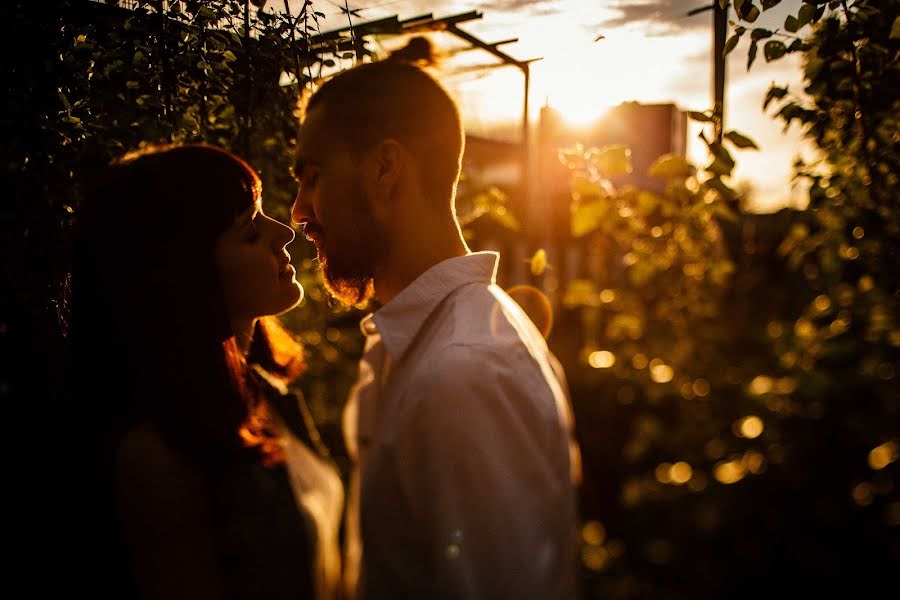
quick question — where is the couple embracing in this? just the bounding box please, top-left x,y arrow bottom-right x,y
70,43 -> 579,600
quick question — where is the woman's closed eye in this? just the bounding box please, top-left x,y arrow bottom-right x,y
245,217 -> 261,242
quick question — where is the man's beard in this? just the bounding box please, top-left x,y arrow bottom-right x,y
321,248 -> 376,307
313,195 -> 385,307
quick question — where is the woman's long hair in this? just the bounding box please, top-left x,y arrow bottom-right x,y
66,145 -> 303,593
71,143 -> 302,458
65,144 -> 303,592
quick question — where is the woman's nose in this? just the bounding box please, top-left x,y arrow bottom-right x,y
273,219 -> 295,247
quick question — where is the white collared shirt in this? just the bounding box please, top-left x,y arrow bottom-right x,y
343,252 -> 579,600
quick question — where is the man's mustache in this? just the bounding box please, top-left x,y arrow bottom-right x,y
301,223 -> 324,240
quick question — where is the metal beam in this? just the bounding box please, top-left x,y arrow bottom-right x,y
445,24 -> 525,69
309,15 -> 400,44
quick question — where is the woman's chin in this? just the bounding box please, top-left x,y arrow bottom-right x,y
283,281 -> 304,310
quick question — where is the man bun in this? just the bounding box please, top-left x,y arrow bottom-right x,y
387,36 -> 438,66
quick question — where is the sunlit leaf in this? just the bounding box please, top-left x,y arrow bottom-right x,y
563,279 -> 599,308
649,154 -> 695,178
530,249 -> 547,276
571,200 -> 607,237
891,16 -> 900,39
594,145 -> 632,177
572,174 -> 605,201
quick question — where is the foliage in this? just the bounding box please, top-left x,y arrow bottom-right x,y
1,0 -> 362,461
566,0 -> 899,596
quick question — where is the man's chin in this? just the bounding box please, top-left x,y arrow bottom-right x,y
323,268 -> 374,307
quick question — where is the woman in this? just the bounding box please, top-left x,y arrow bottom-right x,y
67,144 -> 342,599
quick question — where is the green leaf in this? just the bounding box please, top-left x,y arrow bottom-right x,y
707,157 -> 733,176
798,3 -> 814,26
747,40 -> 759,69
223,50 -> 237,62
725,34 -> 741,56
724,130 -> 759,149
708,142 -> 736,174
761,0 -> 780,9
763,85 -> 788,110
688,111 -> 715,123
649,154 -> 695,178
126,81 -> 140,89
571,200 -> 607,237
746,5 -> 761,22
764,40 -> 787,62
734,0 -> 747,12
751,28 -> 773,40
323,59 -> 336,67
784,15 -> 800,32
891,16 -> 900,39
594,145 -> 632,177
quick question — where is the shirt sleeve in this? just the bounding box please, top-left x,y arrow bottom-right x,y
393,343 -> 571,600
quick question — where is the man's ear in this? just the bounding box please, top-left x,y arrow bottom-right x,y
362,139 -> 405,220
371,138 -> 404,187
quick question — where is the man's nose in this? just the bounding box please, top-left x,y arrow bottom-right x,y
291,188 -> 311,225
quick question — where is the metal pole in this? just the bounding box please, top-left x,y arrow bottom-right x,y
713,1 -> 727,143
521,63 -> 530,207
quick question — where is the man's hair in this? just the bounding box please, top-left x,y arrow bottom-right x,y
303,37 -> 464,207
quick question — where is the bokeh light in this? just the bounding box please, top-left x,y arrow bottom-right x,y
589,350 -> 616,369
735,416 -> 765,439
714,460 -> 746,484
868,442 -> 898,470
649,359 -> 674,383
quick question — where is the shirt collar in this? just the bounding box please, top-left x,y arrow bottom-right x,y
360,252 -> 499,359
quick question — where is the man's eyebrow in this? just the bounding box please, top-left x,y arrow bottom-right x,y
293,158 -> 319,180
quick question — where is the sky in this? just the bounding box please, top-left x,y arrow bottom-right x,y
283,0 -> 815,212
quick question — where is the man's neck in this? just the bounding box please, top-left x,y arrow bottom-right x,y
374,220 -> 469,305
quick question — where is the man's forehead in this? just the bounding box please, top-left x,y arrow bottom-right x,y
296,107 -> 331,156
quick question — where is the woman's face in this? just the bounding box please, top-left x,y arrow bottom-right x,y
215,200 -> 303,324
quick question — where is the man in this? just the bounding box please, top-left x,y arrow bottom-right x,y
292,43 -> 580,600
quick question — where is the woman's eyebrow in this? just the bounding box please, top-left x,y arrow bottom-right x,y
234,204 -> 260,229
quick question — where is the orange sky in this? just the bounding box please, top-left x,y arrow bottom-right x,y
286,1 -> 815,212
